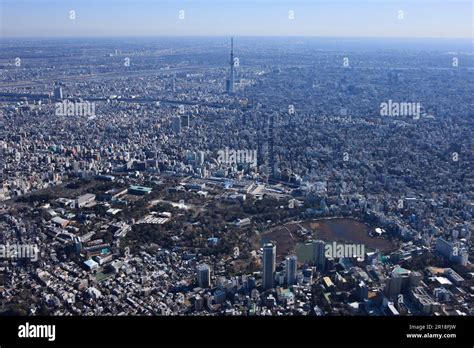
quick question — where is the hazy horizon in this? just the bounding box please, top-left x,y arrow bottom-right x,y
1,35 -> 473,40
1,0 -> 473,39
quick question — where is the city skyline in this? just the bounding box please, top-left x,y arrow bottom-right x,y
0,1 -> 472,344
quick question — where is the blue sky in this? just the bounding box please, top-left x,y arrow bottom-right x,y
0,0 -> 472,38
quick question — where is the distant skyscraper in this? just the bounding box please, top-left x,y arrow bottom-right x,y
258,113 -> 270,179
389,70 -> 399,84
262,242 -> 276,290
313,240 -> 326,271
172,116 -> 181,134
197,263 -> 211,288
53,86 -> 63,100
180,114 -> 190,128
269,113 -> 276,179
226,37 -> 234,94
285,255 -> 297,286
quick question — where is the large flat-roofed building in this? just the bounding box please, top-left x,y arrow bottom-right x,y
435,238 -> 453,259
128,185 -> 152,195
409,286 -> 437,314
98,187 -> 128,201
84,259 -> 99,271
52,216 -> 70,228
76,193 -> 96,208
444,268 -> 464,285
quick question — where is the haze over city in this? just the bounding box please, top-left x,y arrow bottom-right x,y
0,1 -> 472,346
